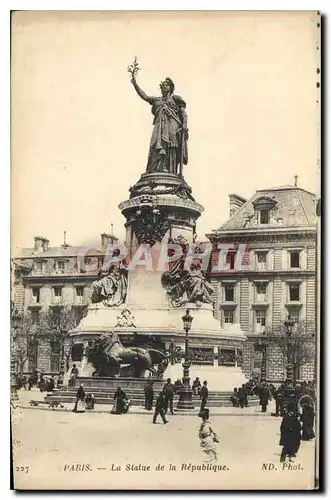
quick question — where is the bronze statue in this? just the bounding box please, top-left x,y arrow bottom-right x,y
87,332 -> 168,378
129,57 -> 188,175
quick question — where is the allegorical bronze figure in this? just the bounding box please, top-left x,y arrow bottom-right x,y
128,57 -> 188,175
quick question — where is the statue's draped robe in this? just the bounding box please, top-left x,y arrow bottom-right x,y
146,94 -> 188,174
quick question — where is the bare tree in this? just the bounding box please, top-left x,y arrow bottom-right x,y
265,321 -> 316,384
11,308 -> 38,375
10,304 -> 88,374
44,306 -> 88,372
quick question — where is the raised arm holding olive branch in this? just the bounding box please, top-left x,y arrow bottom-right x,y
128,58 -> 188,175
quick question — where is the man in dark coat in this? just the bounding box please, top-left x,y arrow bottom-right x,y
163,378 -> 175,415
144,381 -> 154,411
238,384 -> 247,409
200,381 -> 208,411
275,383 -> 284,416
279,404 -> 301,462
230,388 -> 239,407
153,392 -> 168,424
259,383 -> 270,412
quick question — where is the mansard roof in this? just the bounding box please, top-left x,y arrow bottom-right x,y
212,185 -> 317,233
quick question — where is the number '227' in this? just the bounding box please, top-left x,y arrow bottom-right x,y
16,466 -> 30,473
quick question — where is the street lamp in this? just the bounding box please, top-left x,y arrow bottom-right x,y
284,318 -> 296,384
259,330 -> 268,383
177,309 -> 195,411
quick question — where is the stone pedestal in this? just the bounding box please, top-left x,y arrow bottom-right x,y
68,171 -> 248,392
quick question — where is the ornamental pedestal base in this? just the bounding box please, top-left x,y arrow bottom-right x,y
176,361 -> 195,410
176,387 -> 195,411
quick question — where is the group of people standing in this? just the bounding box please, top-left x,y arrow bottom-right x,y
144,377 -> 210,423
229,377 -> 316,463
279,398 -> 315,462
16,369 -> 58,393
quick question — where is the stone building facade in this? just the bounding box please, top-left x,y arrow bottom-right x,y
206,183 -> 317,383
12,233 -> 118,374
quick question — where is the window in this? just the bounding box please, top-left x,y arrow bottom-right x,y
290,251 -> 300,268
76,287 -> 85,304
226,252 -> 236,270
287,307 -> 300,323
31,287 -> 40,303
53,287 -> 62,303
255,309 -> 266,328
57,261 -> 65,274
289,284 -> 300,302
256,251 -> 267,270
223,308 -> 234,325
260,210 -> 270,224
31,310 -> 40,325
52,310 -> 61,328
34,261 -> 44,274
50,341 -> 61,372
224,285 -> 234,302
255,283 -> 267,302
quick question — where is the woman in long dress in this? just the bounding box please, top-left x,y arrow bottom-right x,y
300,402 -> 315,441
73,384 -> 86,413
198,408 -> 219,463
131,75 -> 188,175
111,387 -> 129,415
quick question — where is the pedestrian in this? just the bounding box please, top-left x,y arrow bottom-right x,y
200,381 -> 208,411
73,384 -> 86,413
38,375 -> 46,392
163,378 -> 175,415
192,377 -> 202,396
238,384 -> 246,409
260,383 -> 269,413
300,401 -> 315,441
275,384 -> 284,416
279,403 -> 301,462
230,388 -> 239,407
153,392 -> 168,425
86,393 -> 95,410
144,381 -> 154,411
111,386 -> 129,415
198,408 -> 219,463
69,363 -> 79,387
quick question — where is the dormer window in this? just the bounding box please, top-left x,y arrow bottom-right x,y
252,196 -> 277,226
56,260 -> 65,274
259,210 -> 270,224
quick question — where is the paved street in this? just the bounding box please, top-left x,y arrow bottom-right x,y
12,390 -> 316,490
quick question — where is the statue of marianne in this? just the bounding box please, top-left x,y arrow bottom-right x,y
130,73 -> 188,175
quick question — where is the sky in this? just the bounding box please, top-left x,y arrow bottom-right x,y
11,11 -> 320,251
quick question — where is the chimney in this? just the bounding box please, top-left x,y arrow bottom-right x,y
61,230 -> 69,248
101,232 -> 118,247
228,194 -> 247,218
294,175 -> 298,187
34,236 -> 49,252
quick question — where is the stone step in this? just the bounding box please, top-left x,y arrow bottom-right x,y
44,394 -> 255,408
58,388 -> 235,397
51,390 -> 238,400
